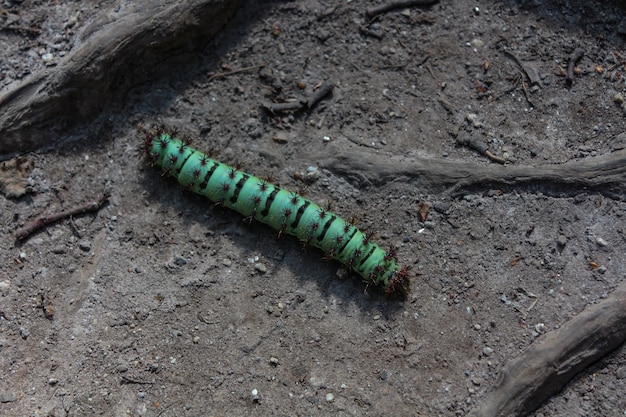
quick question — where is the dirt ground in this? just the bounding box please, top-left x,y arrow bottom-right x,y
1,0 -> 626,416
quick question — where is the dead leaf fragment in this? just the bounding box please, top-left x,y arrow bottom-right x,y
0,156 -> 34,198
417,201 -> 430,223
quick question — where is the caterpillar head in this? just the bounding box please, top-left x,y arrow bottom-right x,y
385,266 -> 411,299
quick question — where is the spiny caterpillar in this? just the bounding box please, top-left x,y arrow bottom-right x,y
144,128 -> 410,297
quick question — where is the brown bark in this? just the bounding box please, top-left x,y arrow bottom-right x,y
0,0 -> 239,157
470,283 -> 626,417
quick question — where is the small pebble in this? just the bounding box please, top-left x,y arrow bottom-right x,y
482,346 -> 494,356
19,327 -> 30,340
595,237 -> 608,247
41,52 -> 54,64
470,38 -> 484,48
48,378 -> 59,386
254,263 -> 267,274
78,240 -> 91,252
557,235 -> 567,248
52,245 -> 67,254
534,323 -> 546,334
269,357 -> 279,366
0,392 -> 17,403
64,15 -> 78,28
0,280 -> 10,292
466,113 -> 482,128
325,393 -> 334,402
251,388 -> 260,402
616,366 -> 626,379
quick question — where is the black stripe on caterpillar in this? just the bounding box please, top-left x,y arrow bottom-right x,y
144,128 -> 410,297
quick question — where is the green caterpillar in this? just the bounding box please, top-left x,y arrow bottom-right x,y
144,128 -> 410,297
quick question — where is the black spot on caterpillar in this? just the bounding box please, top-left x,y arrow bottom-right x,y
144,128 -> 410,297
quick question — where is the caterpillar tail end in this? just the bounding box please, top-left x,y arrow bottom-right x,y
385,265 -> 411,299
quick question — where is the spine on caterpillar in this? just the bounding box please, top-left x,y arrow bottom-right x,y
144,128 -> 410,298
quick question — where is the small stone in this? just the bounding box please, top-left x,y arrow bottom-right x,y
595,237 -> 609,247
423,220 -> 436,229
325,393 -> 334,402
269,357 -> 279,366
0,392 -> 17,403
41,52 -> 54,64
470,38 -> 484,48
166,255 -> 188,269
64,16 -> 78,29
52,245 -> 67,254
556,235 -> 567,248
192,336 -> 200,344
534,323 -> 546,334
254,263 -> 267,274
482,346 -> 494,356
251,388 -> 260,402
466,113 -> 482,128
48,378 -> 59,386
19,327 -> 30,340
78,240 -> 91,252
0,280 -> 10,292
616,366 -> 626,379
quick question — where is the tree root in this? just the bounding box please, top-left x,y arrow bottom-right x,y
470,282 -> 626,417
0,0 -> 239,158
320,148 -> 626,201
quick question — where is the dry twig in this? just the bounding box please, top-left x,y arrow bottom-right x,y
456,135 -> 507,164
263,81 -> 335,114
207,64 -> 266,82
15,192 -> 109,240
366,0 -> 439,18
566,48 -> 584,87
